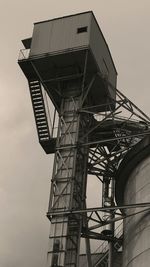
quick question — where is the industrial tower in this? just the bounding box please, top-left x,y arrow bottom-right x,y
18,11 -> 150,267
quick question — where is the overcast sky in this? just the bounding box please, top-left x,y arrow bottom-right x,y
1,1 -> 150,266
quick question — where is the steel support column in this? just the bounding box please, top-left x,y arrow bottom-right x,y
47,87 -> 90,267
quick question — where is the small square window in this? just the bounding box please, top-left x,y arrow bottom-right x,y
77,26 -> 88,34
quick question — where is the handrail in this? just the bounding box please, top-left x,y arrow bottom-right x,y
18,49 -> 30,60
18,45 -> 89,61
81,222 -> 123,267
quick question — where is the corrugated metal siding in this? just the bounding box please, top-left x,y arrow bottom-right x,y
30,21 -> 53,56
30,13 -> 91,56
89,14 -> 117,88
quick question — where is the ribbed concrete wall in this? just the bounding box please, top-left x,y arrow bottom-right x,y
123,155 -> 150,267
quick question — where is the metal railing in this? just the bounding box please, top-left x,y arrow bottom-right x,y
18,49 -> 30,60
18,45 -> 89,61
81,222 -> 123,267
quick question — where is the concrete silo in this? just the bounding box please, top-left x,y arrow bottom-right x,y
116,136 -> 150,267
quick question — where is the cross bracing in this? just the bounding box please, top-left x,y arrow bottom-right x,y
18,46 -> 150,267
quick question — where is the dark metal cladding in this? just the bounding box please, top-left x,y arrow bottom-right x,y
18,11 -> 117,113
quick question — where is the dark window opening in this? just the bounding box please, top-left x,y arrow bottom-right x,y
77,26 -> 88,34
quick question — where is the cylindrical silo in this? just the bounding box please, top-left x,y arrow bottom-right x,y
115,136 -> 150,267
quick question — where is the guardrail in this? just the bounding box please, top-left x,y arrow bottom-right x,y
81,222 -> 123,267
18,49 -> 30,60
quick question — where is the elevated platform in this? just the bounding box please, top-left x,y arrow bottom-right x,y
18,11 -> 117,113
18,48 -> 115,112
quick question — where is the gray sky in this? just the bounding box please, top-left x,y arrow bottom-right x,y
1,0 -> 150,266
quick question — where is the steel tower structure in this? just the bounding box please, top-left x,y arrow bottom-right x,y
18,11 -> 150,267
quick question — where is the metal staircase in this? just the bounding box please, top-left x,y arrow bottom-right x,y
93,223 -> 123,267
94,239 -> 122,267
28,80 -> 56,153
80,223 -> 123,267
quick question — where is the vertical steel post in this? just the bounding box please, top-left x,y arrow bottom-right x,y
108,178 -> 115,267
85,237 -> 92,267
